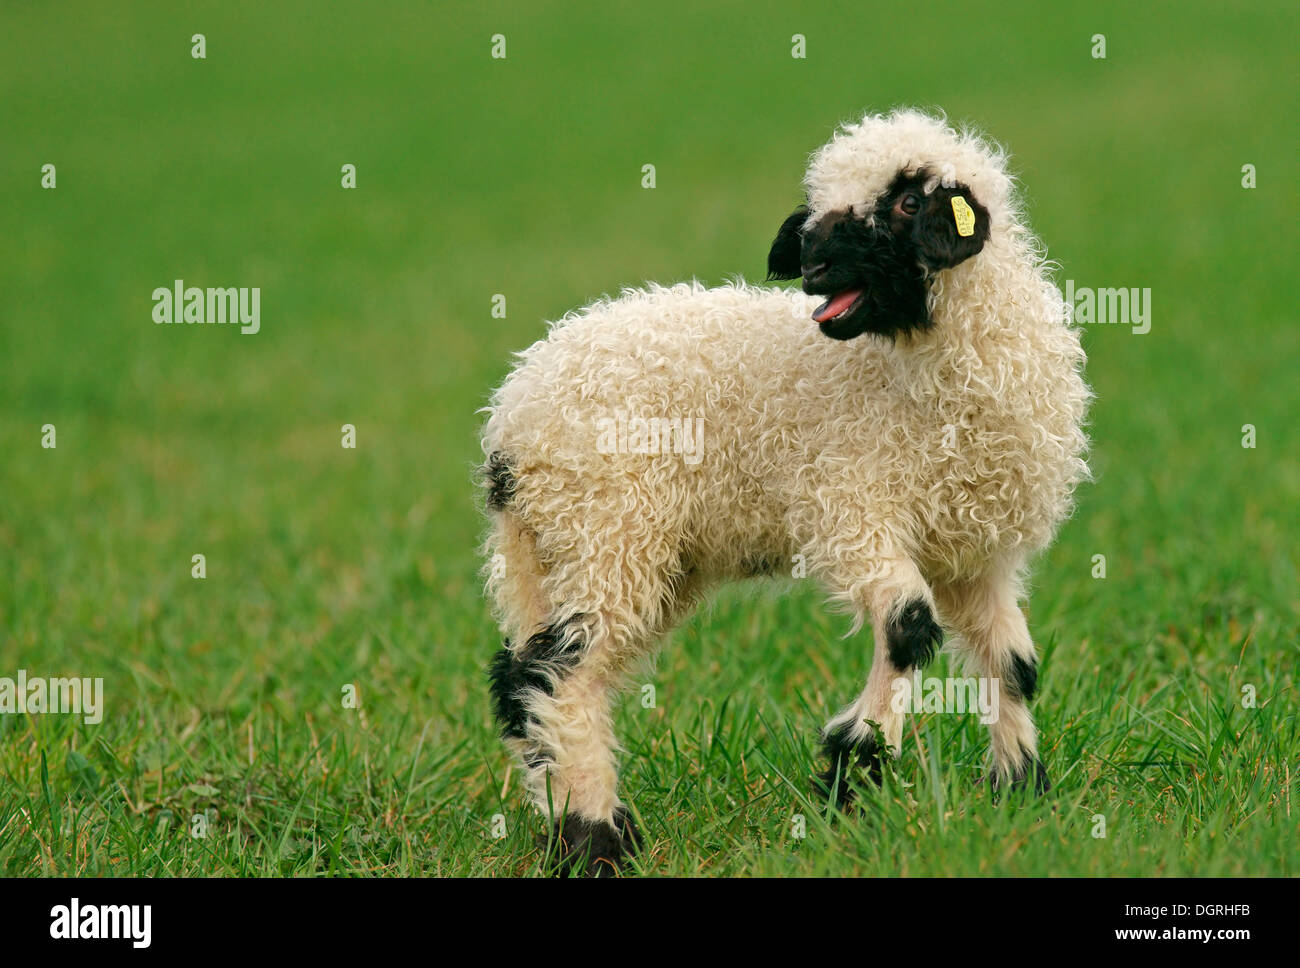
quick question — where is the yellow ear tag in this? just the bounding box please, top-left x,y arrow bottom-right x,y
951,195 -> 976,237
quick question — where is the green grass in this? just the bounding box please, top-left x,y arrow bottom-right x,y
1,0 -> 1296,876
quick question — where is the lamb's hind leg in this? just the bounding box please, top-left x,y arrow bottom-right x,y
489,611 -> 645,875
487,517 -> 681,876
816,553 -> 945,807
934,564 -> 1050,796
488,602 -> 660,878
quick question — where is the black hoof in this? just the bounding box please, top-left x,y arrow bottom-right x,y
886,598 -> 944,670
813,725 -> 888,811
985,756 -> 1050,801
544,806 -> 643,877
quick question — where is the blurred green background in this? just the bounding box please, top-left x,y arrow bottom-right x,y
0,1 -> 1295,875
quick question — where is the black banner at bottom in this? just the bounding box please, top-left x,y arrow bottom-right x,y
0,876 -> 1277,954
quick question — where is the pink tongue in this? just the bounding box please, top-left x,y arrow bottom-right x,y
812,289 -> 862,322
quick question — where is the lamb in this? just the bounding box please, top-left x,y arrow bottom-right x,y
479,108 -> 1091,876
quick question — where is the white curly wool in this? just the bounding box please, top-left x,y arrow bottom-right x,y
481,109 -> 1091,852
806,110 -> 1015,228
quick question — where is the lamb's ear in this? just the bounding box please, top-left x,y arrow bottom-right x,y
914,184 -> 990,271
767,206 -> 808,281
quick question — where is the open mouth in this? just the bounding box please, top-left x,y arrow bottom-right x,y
811,289 -> 864,324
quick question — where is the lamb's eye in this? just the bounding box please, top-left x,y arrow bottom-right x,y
899,193 -> 921,216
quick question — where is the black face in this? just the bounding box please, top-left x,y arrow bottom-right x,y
767,170 -> 990,340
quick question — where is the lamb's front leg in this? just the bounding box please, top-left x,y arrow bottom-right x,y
815,554 -> 944,808
934,564 -> 1050,796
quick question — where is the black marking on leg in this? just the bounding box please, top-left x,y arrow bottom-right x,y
487,641 -> 531,739
545,806 -> 643,878
1007,653 -> 1038,702
886,598 -> 944,670
487,617 -> 584,740
481,451 -> 517,511
814,724 -> 886,810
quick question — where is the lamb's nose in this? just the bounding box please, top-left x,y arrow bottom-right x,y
801,262 -> 829,284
